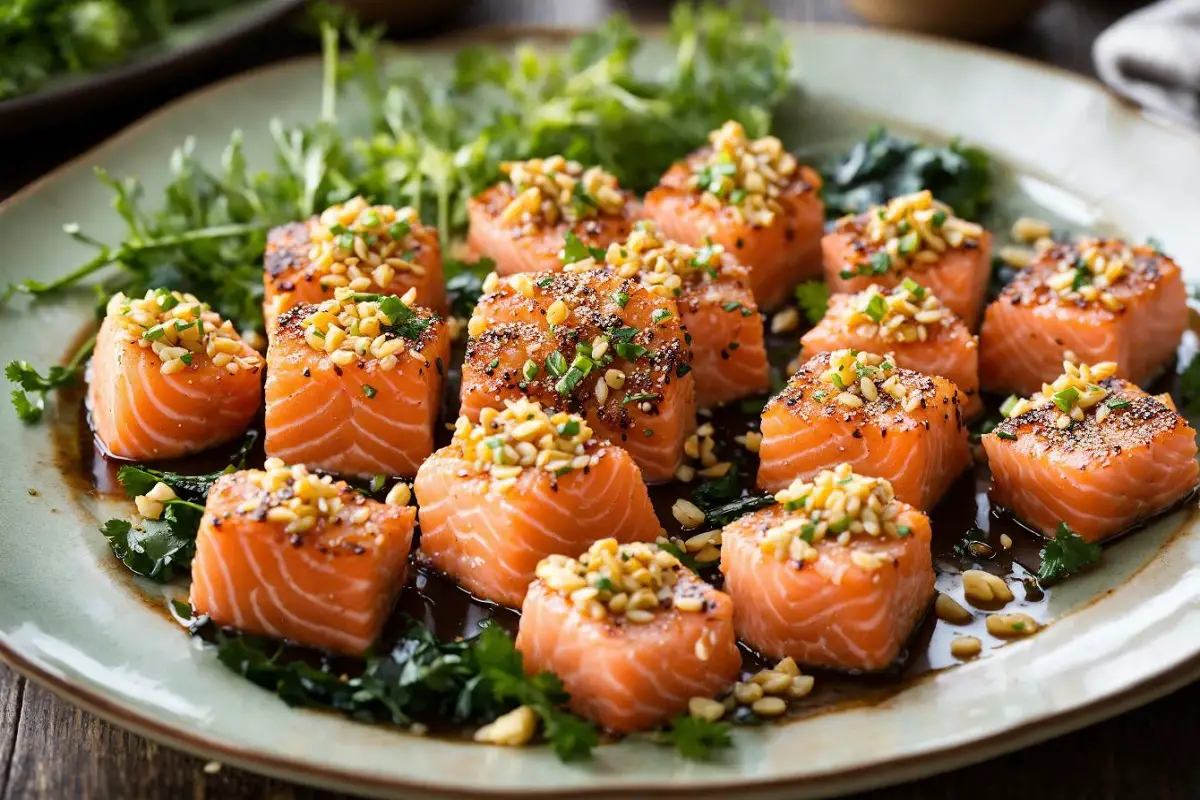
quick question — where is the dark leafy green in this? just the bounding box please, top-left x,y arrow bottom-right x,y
1,0 -> 251,101
821,126 -> 992,221
115,431 -> 257,500
99,503 -> 202,582
702,494 -> 776,527
793,281 -> 829,325
215,619 -> 598,760
1181,353 -> 1200,418
102,431 -> 255,579
8,4 -> 794,423
445,256 -> 497,318
1037,523 -> 1102,582
663,715 -> 733,761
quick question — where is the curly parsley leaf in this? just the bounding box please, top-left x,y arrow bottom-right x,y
793,281 -> 830,325
665,715 -> 733,761
821,126 -> 992,221
1037,523 -> 1102,582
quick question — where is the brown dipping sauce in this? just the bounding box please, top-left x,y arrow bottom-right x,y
51,316 -> 1197,731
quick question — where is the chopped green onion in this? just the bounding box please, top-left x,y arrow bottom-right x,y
1052,387 -> 1079,412
864,293 -> 887,322
362,384 -> 377,399
522,360 -> 539,382
545,351 -> 568,378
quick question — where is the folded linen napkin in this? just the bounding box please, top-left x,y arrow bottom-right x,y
1094,0 -> 1200,126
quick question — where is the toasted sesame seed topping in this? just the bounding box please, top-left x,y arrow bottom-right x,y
1001,358 -> 1119,429
842,280 -> 951,343
301,287 -> 430,370
562,220 -> 726,298
454,398 -> 598,491
106,288 -> 261,376
237,458 -> 348,535
760,464 -> 906,567
535,539 -> 703,622
688,120 -> 799,226
1043,238 -> 1135,309
499,156 -> 624,231
307,197 -> 425,291
835,190 -> 983,278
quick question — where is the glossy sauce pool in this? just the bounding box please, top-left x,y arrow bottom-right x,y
51,319 -> 1197,734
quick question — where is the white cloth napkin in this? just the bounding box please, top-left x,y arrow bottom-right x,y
1094,0 -> 1200,126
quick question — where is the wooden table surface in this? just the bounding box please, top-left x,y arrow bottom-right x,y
5,0 -> 1198,797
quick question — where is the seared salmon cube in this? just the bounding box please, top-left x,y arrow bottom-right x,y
643,121 -> 824,309
89,289 -> 263,461
758,350 -> 970,510
721,465 -> 934,672
516,539 -> 741,733
800,281 -> 982,418
979,238 -> 1188,396
264,289 -> 449,479
189,460 -> 415,655
460,270 -> 695,483
263,197 -> 445,328
564,220 -> 769,408
982,360 -> 1198,542
414,399 -> 663,608
822,191 -> 992,329
467,156 -> 639,276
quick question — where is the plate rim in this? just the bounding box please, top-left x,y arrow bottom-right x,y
3,20 -> 1200,799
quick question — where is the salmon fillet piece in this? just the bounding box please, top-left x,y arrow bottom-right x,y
414,400 -> 662,608
642,121 -> 824,309
89,289 -> 263,461
979,239 -> 1187,397
264,291 -> 449,479
800,283 -> 982,418
263,198 -> 446,328
190,461 -> 415,655
983,362 -> 1198,542
758,350 -> 970,510
721,466 -> 934,672
822,191 -> 992,329
461,270 -> 695,483
563,220 -> 769,408
516,540 -> 741,733
467,157 -> 640,276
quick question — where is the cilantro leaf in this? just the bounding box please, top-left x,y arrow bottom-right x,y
1037,523 -> 1102,582
6,332 -> 95,423
100,503 -> 201,583
793,281 -> 829,325
666,715 -> 733,761
560,231 -> 606,265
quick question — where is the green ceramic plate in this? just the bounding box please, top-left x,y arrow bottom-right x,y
2,25 -> 1200,800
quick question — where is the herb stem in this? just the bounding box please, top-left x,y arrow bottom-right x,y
320,23 -> 339,124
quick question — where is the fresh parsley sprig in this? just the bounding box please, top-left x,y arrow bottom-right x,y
1037,523 -> 1101,582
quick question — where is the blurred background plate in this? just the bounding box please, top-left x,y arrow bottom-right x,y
0,0 -> 305,135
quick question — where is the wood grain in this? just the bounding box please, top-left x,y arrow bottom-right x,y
5,0 -> 1193,798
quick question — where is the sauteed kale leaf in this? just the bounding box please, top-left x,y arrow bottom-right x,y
213,619 -> 599,760
821,126 -> 992,221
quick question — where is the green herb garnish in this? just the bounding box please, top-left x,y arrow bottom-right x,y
1037,523 -> 1101,582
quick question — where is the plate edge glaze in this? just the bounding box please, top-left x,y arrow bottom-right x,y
2,22 -> 1200,800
